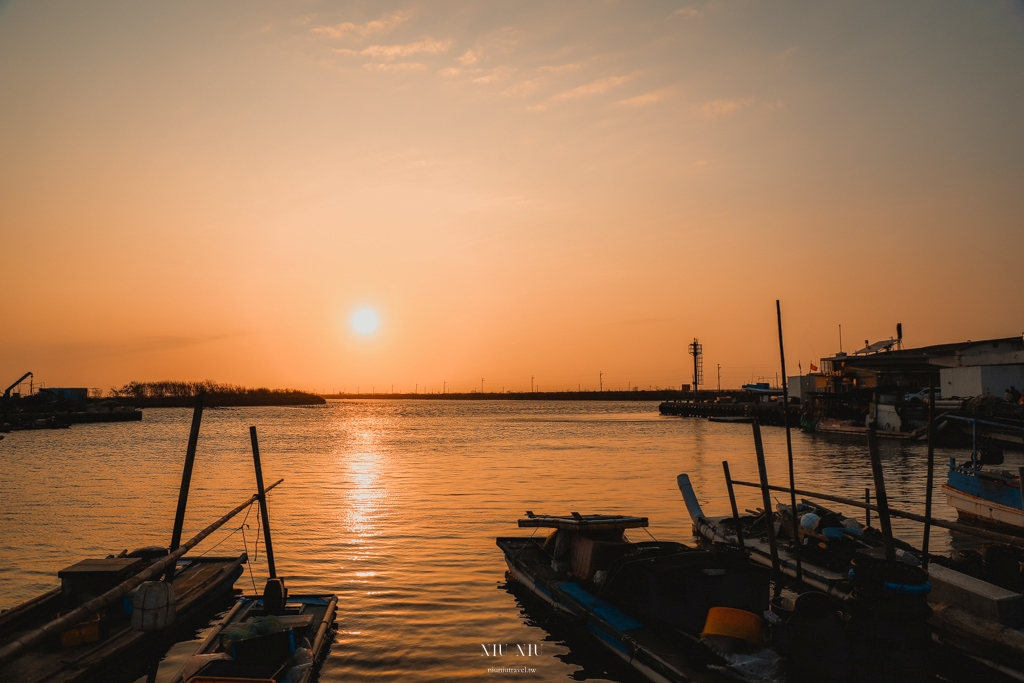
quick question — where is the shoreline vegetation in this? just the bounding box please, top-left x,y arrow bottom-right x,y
108,381 -> 325,407
320,390 -> 744,401
106,383 -> 751,406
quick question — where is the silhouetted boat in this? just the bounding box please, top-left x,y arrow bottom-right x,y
497,512 -> 782,683
678,473 -> 1024,682
168,586 -> 338,683
0,550 -> 246,683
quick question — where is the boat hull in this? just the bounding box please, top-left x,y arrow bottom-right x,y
498,535 -> 763,683
942,484 -> 1024,534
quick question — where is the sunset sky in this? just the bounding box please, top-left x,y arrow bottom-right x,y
2,1 -> 1022,394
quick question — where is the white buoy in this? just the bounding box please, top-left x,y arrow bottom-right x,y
131,581 -> 176,631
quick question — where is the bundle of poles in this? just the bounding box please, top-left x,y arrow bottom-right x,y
719,303 -> 1024,588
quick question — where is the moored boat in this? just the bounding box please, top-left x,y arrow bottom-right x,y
169,586 -> 338,683
942,458 -> 1024,534
678,472 -> 1024,681
0,550 -> 246,683
497,512 -> 781,683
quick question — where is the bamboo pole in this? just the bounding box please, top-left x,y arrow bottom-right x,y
752,421 -> 781,573
865,488 -> 871,529
249,426 -> 276,579
775,300 -> 802,582
166,394 -> 203,582
722,461 -> 745,550
728,479 -> 1024,549
922,379 -> 937,569
867,429 -> 897,562
0,480 -> 282,667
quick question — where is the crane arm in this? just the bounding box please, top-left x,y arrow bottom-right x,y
3,372 -> 33,399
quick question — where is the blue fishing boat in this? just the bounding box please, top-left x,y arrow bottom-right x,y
497,512 -> 781,683
940,415 -> 1024,534
943,459 -> 1024,533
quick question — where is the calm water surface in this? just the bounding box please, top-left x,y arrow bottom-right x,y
2,401 -> 1009,681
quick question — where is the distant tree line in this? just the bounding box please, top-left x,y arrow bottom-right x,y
107,381 -> 325,406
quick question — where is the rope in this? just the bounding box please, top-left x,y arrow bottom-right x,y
240,522 -> 258,595
237,501 -> 259,594
195,501 -> 257,558
510,527 -> 542,563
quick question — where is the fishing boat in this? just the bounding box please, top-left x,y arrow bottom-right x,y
0,549 -> 247,683
497,512 -> 782,683
168,584 -> 337,683
804,416 -> 927,441
678,473 -> 1024,682
943,458 -> 1024,533
0,400 -> 316,683
940,414 -> 1024,534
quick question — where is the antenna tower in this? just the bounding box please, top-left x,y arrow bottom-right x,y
688,338 -> 703,394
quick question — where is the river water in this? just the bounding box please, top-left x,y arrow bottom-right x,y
1,400 -> 1003,682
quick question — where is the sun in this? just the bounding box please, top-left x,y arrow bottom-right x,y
352,308 -> 379,335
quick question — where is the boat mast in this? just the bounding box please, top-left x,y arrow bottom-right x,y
249,426 -> 277,579
166,394 -> 204,582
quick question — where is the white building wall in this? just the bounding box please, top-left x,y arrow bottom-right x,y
941,365 -> 1024,398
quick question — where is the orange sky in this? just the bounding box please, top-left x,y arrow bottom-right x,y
2,1 -> 1022,394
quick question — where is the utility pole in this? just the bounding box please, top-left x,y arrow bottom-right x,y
443,381 -> 446,394
531,375 -> 534,393
839,324 -> 843,353
599,372 -> 603,392
415,383 -> 418,394
717,364 -> 721,391
481,377 -> 484,393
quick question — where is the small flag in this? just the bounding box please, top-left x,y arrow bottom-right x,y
809,363 -> 818,372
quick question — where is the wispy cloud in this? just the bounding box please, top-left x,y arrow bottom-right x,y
538,63 -> 582,74
312,10 -> 410,39
616,86 -> 677,107
674,7 -> 701,18
694,97 -> 754,117
363,62 -> 427,72
347,39 -> 451,60
472,66 -> 515,84
551,75 -> 631,102
458,49 -> 479,65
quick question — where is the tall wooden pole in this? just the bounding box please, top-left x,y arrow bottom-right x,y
752,421 -> 781,574
166,394 -> 203,582
865,488 -> 871,529
775,300 -> 802,582
249,426 -> 277,579
921,379 -> 937,569
867,429 -> 897,563
722,461 -> 745,550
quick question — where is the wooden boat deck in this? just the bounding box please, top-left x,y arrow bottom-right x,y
0,555 -> 245,683
169,593 -> 337,683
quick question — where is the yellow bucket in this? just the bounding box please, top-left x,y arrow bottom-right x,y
700,607 -> 763,644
